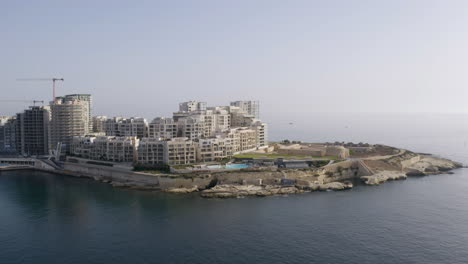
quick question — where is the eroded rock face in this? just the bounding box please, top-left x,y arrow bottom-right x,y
405,156 -> 462,174
200,184 -> 303,198
165,186 -> 199,193
317,182 -> 353,191
361,171 -> 407,185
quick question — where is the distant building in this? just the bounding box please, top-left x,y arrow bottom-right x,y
138,137 -> 197,165
148,117 -> 177,139
68,99 -> 268,165
230,101 -> 259,119
179,101 -> 207,112
71,136 -> 139,163
92,116 -> 107,133
61,94 -> 93,130
197,136 -> 233,162
177,116 -> 205,140
15,106 -> 50,156
49,98 -> 90,153
0,117 -> 17,153
103,117 -> 148,138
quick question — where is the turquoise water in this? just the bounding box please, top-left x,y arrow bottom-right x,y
207,164 -> 251,169
1,113 -> 468,263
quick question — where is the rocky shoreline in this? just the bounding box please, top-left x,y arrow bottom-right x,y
2,146 -> 462,199
164,151 -> 463,198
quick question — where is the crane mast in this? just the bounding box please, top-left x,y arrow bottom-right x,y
16,78 -> 64,101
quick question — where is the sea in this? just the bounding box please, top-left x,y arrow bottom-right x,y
1,113 -> 468,264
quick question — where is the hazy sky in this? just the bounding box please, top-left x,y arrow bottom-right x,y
2,0 -> 468,120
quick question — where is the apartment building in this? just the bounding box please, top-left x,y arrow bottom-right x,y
49,98 -> 90,153
92,116 -> 107,133
15,106 -> 50,156
197,136 -> 233,162
68,99 -> 268,166
177,116 -> 205,140
71,136 -> 139,163
138,137 -> 196,165
103,117 -> 148,138
148,117 -> 177,139
230,101 -> 259,119
179,101 -> 207,112
0,117 -> 17,153
61,94 -> 93,131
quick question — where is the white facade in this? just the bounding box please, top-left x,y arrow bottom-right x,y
49,98 -> 90,153
104,117 -> 148,138
138,137 -> 197,165
230,101 -> 259,119
179,101 -> 207,112
71,136 -> 139,163
148,117 -> 177,139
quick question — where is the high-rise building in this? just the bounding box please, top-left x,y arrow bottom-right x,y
15,106 -> 50,156
230,101 -> 260,119
49,98 -> 90,153
61,94 -> 93,130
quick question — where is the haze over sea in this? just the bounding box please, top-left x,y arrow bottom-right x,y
1,113 -> 468,264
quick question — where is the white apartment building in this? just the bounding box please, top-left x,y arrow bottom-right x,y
251,121 -> 268,147
177,116 -> 205,140
197,136 -> 233,162
230,101 -> 259,119
49,98 -> 90,153
71,136 -> 139,163
69,100 -> 267,166
179,101 -> 207,112
92,116 -> 107,133
138,137 -> 196,165
148,117 -> 178,139
104,117 -> 148,138
62,94 -> 93,131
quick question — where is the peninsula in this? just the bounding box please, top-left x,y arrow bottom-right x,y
0,99 -> 462,198
0,142 -> 462,198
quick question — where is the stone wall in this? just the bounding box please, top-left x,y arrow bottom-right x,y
62,159 -> 371,190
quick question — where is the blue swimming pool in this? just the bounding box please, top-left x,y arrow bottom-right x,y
207,164 -> 251,169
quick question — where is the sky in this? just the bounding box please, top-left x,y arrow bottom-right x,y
2,0 -> 468,121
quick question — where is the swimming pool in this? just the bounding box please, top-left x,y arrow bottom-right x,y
207,164 -> 251,169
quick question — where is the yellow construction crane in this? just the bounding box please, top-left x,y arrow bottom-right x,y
16,78 -> 64,101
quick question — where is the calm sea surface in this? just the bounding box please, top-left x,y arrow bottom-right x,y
1,113 -> 468,264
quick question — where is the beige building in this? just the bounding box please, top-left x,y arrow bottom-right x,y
137,137 -> 196,165
148,117 -> 178,139
71,136 -> 139,163
197,137 -> 233,162
103,117 -> 148,138
49,98 -> 90,153
92,116 -> 107,133
230,100 -> 259,119
177,116 -> 205,140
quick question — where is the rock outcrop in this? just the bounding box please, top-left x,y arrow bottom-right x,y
405,156 -> 462,175
200,184 -> 303,198
361,171 -> 407,185
165,186 -> 199,193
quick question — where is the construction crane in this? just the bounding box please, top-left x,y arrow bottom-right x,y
0,100 -> 45,106
16,78 -> 64,101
